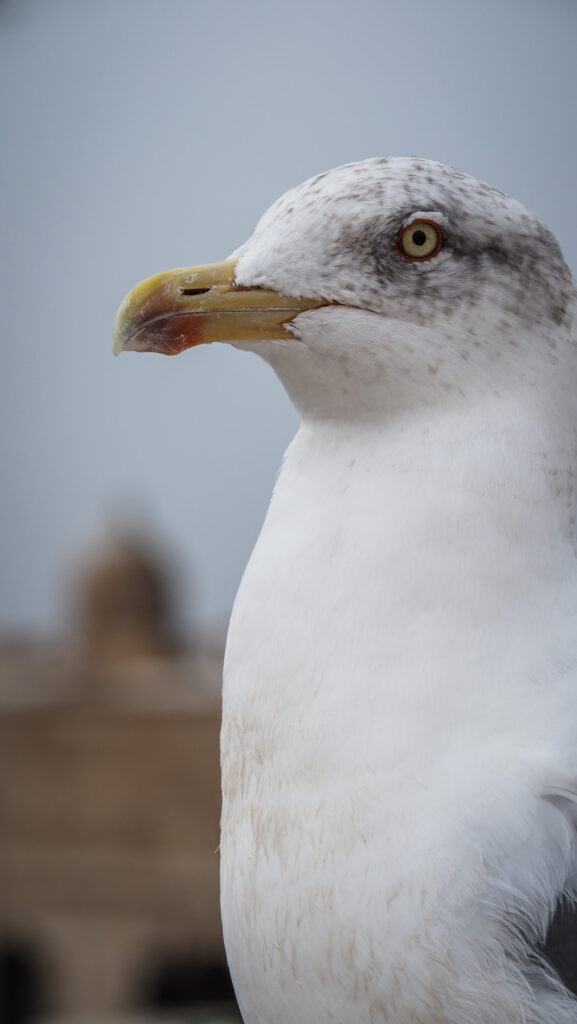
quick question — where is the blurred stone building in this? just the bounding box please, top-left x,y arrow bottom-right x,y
0,532 -> 239,1021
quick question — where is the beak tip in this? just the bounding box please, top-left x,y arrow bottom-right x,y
112,330 -> 146,356
112,299 -> 136,356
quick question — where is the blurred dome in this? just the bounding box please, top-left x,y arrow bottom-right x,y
78,532 -> 177,660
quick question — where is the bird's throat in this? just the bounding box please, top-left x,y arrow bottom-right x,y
247,404 -> 577,669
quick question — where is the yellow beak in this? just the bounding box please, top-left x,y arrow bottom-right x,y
113,258 -> 327,356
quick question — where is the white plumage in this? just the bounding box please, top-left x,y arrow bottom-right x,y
116,158 -> 577,1022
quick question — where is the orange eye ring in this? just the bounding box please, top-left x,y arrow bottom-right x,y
395,219 -> 443,261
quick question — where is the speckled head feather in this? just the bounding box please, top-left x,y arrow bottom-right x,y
228,158 -> 577,432
234,157 -> 574,331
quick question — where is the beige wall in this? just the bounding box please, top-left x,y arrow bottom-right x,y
0,704 -> 227,1016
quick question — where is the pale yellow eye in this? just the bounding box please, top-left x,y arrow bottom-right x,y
396,219 -> 442,261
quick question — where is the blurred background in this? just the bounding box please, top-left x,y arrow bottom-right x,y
1,0 -> 576,1021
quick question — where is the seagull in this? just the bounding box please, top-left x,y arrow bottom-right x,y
114,157 -> 577,1023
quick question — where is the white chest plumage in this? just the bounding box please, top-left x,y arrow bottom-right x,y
220,418 -> 577,1024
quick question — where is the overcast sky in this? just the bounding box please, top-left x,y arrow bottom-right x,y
1,0 -> 577,639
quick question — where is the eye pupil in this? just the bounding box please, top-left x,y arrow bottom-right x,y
412,230 -> 427,246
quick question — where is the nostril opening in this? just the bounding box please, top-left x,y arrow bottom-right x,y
180,287 -> 212,296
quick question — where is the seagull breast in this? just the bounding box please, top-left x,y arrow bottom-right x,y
115,158 -> 577,1024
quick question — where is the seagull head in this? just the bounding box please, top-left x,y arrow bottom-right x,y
113,158 -> 576,424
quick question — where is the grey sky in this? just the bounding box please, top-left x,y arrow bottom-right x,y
1,0 -> 576,638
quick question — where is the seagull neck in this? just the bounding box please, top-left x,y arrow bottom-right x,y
295,396 -> 577,575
